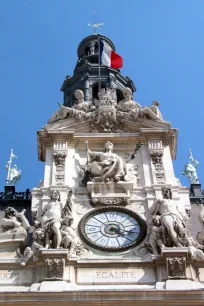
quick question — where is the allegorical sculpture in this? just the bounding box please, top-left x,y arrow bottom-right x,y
117,87 -> 141,120
0,206 -> 33,265
149,188 -> 189,250
33,190 -> 86,255
182,149 -> 199,184
5,149 -> 21,185
41,190 -> 64,249
47,89 -> 95,124
47,87 -> 165,132
84,141 -> 129,183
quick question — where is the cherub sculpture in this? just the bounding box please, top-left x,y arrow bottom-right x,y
149,215 -> 165,255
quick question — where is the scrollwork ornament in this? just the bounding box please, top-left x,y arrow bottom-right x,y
45,258 -> 65,280
167,257 -> 186,279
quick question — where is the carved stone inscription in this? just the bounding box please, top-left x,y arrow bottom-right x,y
0,270 -> 32,284
77,268 -> 156,284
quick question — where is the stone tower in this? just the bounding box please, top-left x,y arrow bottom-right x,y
60,34 -> 136,106
0,33 -> 204,304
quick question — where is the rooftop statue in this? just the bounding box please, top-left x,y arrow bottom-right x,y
5,149 -> 21,185
85,141 -> 129,183
182,149 -> 199,184
117,87 -> 142,113
47,89 -> 94,124
47,87 -> 165,130
140,101 -> 163,121
73,89 -> 94,112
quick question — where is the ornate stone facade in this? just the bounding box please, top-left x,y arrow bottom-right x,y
0,32 -> 203,305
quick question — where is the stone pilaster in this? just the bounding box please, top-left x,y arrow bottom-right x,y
53,141 -> 68,185
148,140 -> 165,184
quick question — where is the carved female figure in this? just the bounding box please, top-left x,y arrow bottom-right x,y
86,141 -> 129,183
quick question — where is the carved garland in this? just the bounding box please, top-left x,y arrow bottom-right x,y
149,150 -> 165,184
53,152 -> 67,185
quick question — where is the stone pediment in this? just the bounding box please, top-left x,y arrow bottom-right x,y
45,113 -> 171,133
38,115 -> 177,162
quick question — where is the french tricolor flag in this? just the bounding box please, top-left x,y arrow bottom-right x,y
99,40 -> 123,69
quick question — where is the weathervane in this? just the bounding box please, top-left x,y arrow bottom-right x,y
5,149 -> 21,185
88,11 -> 104,34
182,148 -> 199,184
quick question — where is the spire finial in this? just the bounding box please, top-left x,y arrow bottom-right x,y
87,11 -> 104,34
5,149 -> 21,185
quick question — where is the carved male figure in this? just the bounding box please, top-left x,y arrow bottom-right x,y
150,197 -> 187,247
41,190 -> 63,249
140,101 -> 163,120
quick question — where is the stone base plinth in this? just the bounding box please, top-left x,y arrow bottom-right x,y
87,181 -> 133,205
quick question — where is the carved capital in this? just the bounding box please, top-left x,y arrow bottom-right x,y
45,258 -> 65,280
167,257 -> 186,279
53,152 -> 67,167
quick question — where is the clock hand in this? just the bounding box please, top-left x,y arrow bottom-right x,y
114,228 -> 138,235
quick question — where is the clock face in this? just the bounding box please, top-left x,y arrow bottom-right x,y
79,206 -> 146,252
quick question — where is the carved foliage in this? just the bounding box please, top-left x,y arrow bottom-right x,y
92,197 -> 130,206
45,258 -> 65,280
53,152 -> 67,185
167,257 -> 186,279
149,149 -> 165,184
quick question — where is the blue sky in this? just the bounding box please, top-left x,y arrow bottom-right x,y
0,0 -> 203,191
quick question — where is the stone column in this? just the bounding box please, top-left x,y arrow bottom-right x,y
109,75 -> 116,89
84,74 -> 90,102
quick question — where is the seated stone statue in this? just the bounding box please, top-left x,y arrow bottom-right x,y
47,89 -> 95,124
140,101 -> 163,121
117,87 -> 141,119
47,104 -> 73,123
73,89 -> 94,112
86,141 -> 129,183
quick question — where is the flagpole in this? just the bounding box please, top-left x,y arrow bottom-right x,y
98,35 -> 101,91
